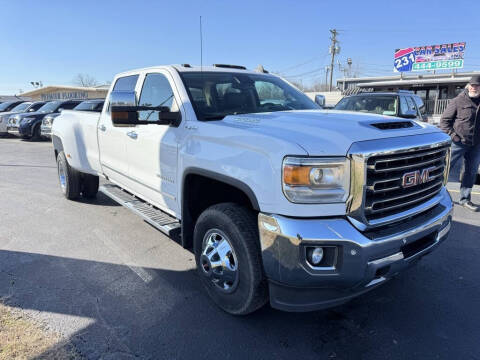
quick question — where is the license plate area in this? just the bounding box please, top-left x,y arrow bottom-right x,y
401,232 -> 436,259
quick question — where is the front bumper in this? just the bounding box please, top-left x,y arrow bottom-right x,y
7,125 -> 20,136
0,119 -> 8,134
40,126 -> 51,138
258,187 -> 453,312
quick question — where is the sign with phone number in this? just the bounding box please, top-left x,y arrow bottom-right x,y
394,42 -> 466,72
412,60 -> 463,71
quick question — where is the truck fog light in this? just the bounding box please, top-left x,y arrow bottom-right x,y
308,247 -> 324,265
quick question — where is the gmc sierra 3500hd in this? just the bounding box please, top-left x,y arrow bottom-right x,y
51,64 -> 453,315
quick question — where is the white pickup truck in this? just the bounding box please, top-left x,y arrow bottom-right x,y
52,64 -> 453,314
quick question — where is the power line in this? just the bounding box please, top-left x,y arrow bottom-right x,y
277,57 -> 319,73
282,67 -> 326,78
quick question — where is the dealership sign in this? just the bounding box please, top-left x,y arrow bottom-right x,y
394,42 -> 466,72
41,91 -> 89,101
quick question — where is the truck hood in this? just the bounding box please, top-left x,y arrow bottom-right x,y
220,110 -> 441,156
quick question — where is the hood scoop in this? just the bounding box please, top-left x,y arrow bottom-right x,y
370,121 -> 414,130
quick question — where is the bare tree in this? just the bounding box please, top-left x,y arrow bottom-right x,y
73,73 -> 98,87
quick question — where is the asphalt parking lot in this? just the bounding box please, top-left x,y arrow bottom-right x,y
1,138 -> 479,360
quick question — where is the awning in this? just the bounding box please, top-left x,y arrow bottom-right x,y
357,77 -> 471,88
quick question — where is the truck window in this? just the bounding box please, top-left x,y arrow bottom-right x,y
254,81 -> 287,105
181,72 -> 318,120
412,96 -> 425,115
138,73 -> 177,122
113,75 -> 139,91
399,96 -> 409,115
405,96 -> 419,116
107,75 -> 140,114
335,96 -> 397,115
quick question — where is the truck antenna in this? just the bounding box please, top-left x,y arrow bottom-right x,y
200,16 -> 203,72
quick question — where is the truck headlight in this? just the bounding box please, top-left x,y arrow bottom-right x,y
282,157 -> 350,203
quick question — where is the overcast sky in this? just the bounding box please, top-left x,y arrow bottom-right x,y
1,0 -> 479,94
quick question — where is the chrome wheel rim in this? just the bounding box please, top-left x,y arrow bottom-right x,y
58,160 -> 67,193
200,229 -> 238,293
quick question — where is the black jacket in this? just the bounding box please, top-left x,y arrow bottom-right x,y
439,90 -> 480,146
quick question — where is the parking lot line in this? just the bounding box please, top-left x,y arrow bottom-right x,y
92,228 -> 155,284
448,189 -> 480,195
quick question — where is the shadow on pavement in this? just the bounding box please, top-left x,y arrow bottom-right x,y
0,220 -> 478,359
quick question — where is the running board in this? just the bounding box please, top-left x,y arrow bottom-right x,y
100,184 -> 181,239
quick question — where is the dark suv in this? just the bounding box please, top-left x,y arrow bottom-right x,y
334,91 -> 427,121
8,99 -> 83,140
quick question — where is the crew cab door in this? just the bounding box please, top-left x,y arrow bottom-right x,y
98,75 -> 139,182
126,71 -> 180,215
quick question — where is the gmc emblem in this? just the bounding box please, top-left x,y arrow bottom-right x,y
401,166 -> 436,188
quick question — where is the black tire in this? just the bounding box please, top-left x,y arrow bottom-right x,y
82,174 -> 99,198
194,203 -> 268,315
32,124 -> 42,141
56,151 -> 81,200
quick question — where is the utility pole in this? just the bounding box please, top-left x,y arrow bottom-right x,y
329,29 -> 340,91
325,66 -> 330,90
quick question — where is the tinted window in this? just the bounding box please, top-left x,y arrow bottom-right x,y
29,102 -> 45,111
60,101 -> 82,110
405,96 -> 418,115
181,72 -> 318,120
335,95 -> 397,115
74,101 -> 104,112
10,102 -> 32,112
0,101 -> 20,111
113,75 -> 139,91
399,96 -> 409,115
138,73 -> 177,122
37,101 -> 62,113
412,96 -> 425,114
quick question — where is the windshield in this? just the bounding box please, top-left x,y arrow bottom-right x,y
181,72 -> 319,120
74,101 -> 104,112
0,102 -> 16,111
10,102 -> 32,112
37,101 -> 62,113
335,95 -> 398,115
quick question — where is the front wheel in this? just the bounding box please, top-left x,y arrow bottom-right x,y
194,203 -> 268,315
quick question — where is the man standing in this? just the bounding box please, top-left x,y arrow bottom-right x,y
440,75 -> 480,211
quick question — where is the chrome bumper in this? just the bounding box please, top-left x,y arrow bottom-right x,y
258,187 -> 453,312
40,126 -> 51,138
7,126 -> 19,135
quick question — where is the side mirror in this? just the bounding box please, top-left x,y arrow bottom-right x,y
110,91 -> 181,126
401,109 -> 418,119
314,95 -> 325,107
58,108 -> 64,113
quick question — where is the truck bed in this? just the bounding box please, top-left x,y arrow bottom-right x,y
52,110 -> 102,175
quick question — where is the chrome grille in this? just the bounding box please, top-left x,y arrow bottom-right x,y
364,145 -> 449,222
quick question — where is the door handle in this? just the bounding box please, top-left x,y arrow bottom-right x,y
99,124 -> 106,132
127,131 -> 138,139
